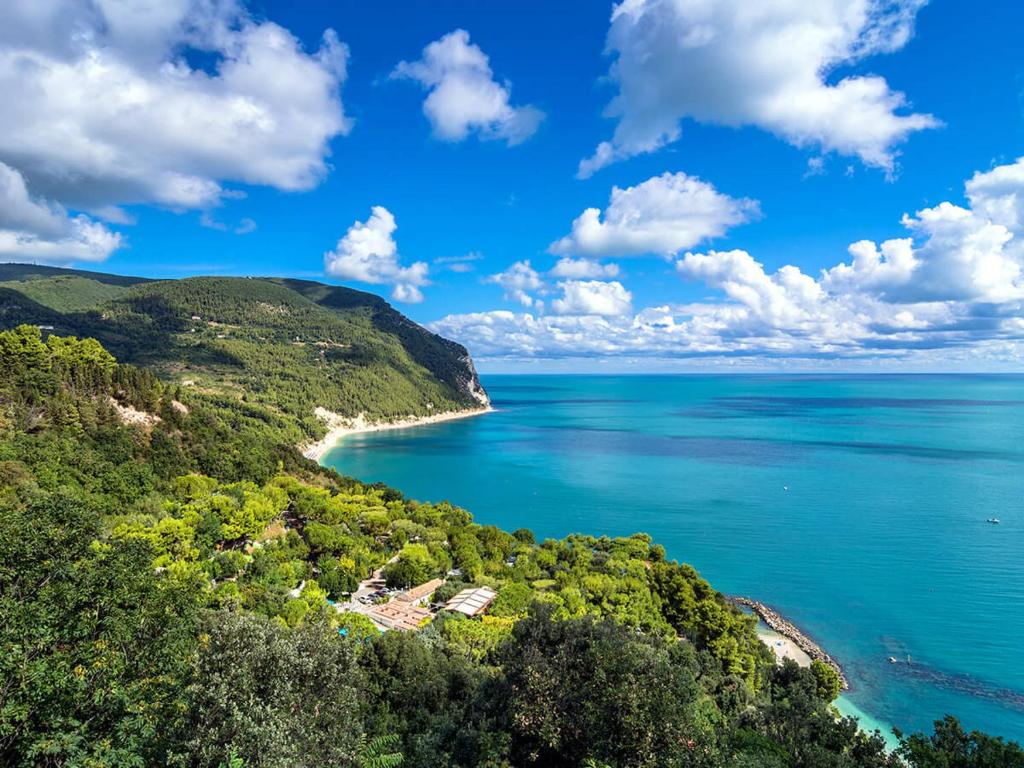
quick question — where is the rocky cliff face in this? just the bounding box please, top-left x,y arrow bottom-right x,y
456,350 -> 491,408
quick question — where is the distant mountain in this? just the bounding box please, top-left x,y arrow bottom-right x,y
0,263 -> 488,440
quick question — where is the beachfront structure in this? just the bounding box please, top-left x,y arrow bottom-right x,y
396,578 -> 445,606
367,602 -> 431,632
444,586 -> 497,618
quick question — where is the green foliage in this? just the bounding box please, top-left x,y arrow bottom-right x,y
1,323 -> 1015,768
384,543 -> 442,588
495,608 -> 712,767
0,269 -> 487,442
0,496 -> 203,767
358,734 -> 405,768
810,659 -> 842,703
0,275 -> 130,312
897,715 -> 1024,767
441,614 -> 516,663
171,611 -> 362,768
490,581 -> 534,618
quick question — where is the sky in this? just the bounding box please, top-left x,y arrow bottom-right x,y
2,0 -> 1024,372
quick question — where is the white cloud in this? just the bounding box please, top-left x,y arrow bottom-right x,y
0,161 -> 121,262
677,249 -> 823,327
484,260 -> 545,307
579,0 -> 937,177
392,29 -> 543,145
823,201 -> 1023,304
550,172 -> 758,258
551,280 -> 633,316
199,212 -> 259,235
966,157 -> 1024,231
822,238 -> 918,297
549,258 -> 621,279
431,158 -> 1024,367
324,207 -> 429,303
434,251 -> 484,273
0,0 -> 350,262
0,217 -> 122,263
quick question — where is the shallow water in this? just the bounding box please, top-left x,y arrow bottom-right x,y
324,374 -> 1024,741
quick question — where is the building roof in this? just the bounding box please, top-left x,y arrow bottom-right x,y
367,602 -> 432,632
395,578 -> 445,603
444,586 -> 498,617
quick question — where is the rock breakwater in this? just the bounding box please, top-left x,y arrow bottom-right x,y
733,597 -> 849,690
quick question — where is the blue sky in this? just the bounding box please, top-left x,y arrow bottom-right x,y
2,1 -> 1024,370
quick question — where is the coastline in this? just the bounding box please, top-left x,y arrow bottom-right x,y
733,596 -> 849,690
302,405 -> 494,462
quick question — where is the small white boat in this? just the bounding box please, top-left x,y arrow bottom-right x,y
888,656 -> 898,664
987,518 -> 1001,524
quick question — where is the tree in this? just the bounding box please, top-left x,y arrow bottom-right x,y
810,660 -> 841,703
384,543 -> 438,588
0,496 -> 203,767
489,582 -> 534,618
495,608 -> 711,767
171,611 -> 363,768
898,716 -> 1024,767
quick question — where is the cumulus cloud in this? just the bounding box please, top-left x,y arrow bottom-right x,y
0,0 -> 350,261
324,207 -> 429,303
551,280 -> 633,316
550,258 -> 621,279
431,158 -> 1024,367
677,250 -> 823,327
484,260 -> 545,307
550,172 -> 758,258
966,157 -> 1024,231
0,161 -> 121,262
579,0 -> 937,177
392,29 -> 543,145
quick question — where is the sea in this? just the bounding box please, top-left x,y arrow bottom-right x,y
322,374 -> 1024,743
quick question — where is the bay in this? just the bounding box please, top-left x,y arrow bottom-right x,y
323,374 -> 1024,741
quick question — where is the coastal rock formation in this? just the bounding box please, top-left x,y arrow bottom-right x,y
733,597 -> 849,690
456,350 -> 491,407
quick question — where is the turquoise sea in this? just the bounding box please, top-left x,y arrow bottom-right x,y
323,375 -> 1024,742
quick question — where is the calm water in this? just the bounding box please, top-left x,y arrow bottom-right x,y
324,375 -> 1024,741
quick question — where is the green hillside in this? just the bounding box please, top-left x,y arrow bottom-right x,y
0,275 -> 131,312
1,327 -> 1014,767
0,264 -> 488,443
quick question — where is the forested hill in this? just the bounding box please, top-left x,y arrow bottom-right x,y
0,263 -> 489,443
3,328 -> 1021,767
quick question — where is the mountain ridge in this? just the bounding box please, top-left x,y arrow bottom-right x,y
0,263 -> 489,443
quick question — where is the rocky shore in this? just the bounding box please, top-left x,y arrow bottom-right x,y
733,597 -> 849,690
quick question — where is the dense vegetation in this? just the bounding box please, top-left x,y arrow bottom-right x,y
0,265 -> 488,446
2,323 -> 1022,767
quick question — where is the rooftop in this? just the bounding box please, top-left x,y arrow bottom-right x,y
368,602 -> 432,632
395,578 -> 445,603
444,586 -> 498,617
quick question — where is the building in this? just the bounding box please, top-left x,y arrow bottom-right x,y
367,602 -> 432,632
395,578 -> 445,606
444,586 -> 497,618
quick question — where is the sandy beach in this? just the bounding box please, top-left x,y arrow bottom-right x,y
302,405 -> 493,461
758,626 -> 812,667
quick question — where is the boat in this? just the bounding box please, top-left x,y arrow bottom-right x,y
888,656 -> 898,664
987,518 -> 1001,524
